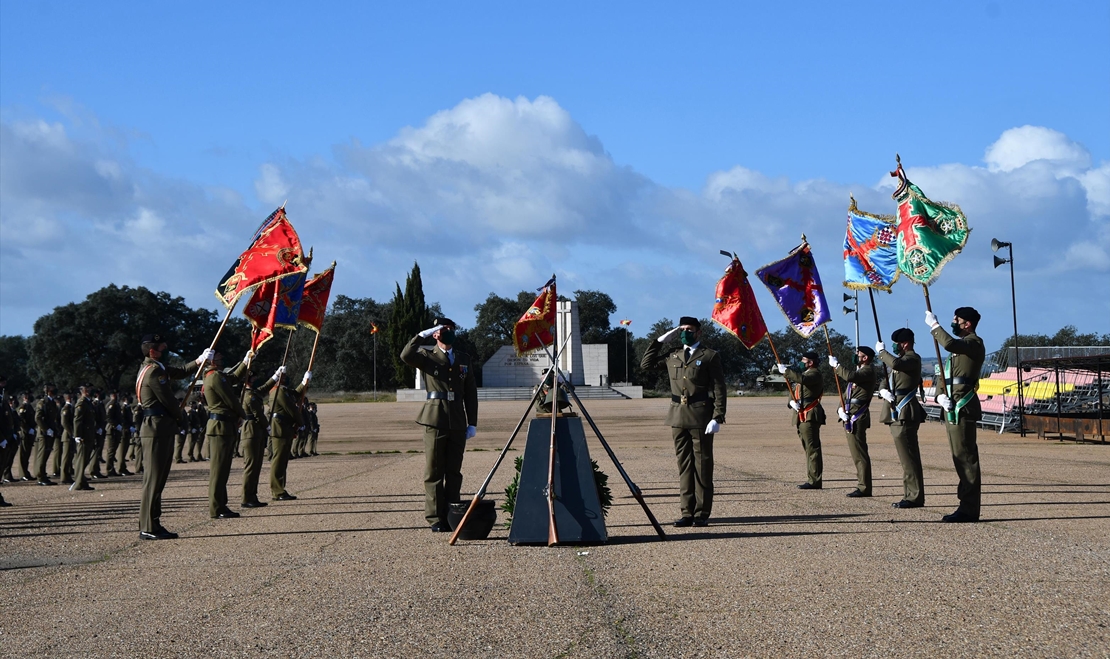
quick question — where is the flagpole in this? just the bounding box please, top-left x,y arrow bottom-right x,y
867,288 -> 890,383
922,285 -> 948,398
181,302 -> 237,411
546,329 -> 561,547
822,325 -> 847,413
765,334 -> 799,404
298,331 -> 321,405
373,329 -> 378,397
276,327 -> 295,389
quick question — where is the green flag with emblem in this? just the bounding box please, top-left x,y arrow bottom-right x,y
890,159 -> 970,286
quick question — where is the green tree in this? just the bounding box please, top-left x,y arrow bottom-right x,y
388,263 -> 431,387
470,291 -> 533,365
573,290 -> 616,343
0,335 -> 32,393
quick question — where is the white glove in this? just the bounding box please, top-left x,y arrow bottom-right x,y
245,349 -> 255,363
419,324 -> 445,338
196,348 -> 216,364
116,425 -> 122,431
936,394 -> 953,411
272,365 -> 286,381
46,429 -> 54,437
0,440 -> 6,449
925,311 -> 940,329
180,430 -> 186,435
875,341 -> 886,354
879,389 -> 895,403
704,419 -> 720,434
96,428 -> 103,436
776,363 -> 787,375
837,407 -> 848,422
657,327 -> 681,343
75,437 -> 83,444
788,400 -> 801,411
465,425 -> 477,440
828,355 -> 839,368
301,371 -> 311,386
28,428 -> 35,436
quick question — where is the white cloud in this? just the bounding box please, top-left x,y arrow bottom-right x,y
984,125 -> 1091,174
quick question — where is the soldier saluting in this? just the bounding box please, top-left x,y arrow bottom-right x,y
135,333 -> 214,540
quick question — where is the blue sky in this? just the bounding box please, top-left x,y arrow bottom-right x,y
2,1 -> 1108,354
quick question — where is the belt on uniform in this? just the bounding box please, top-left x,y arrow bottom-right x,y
427,391 -> 456,401
894,389 -> 917,396
144,403 -> 167,417
945,377 -> 973,385
272,413 -> 291,423
849,398 -> 870,405
209,413 -> 233,421
672,392 -> 711,405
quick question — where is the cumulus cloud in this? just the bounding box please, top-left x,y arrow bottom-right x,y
2,96 -> 1106,353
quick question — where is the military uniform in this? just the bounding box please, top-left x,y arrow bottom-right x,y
131,403 -> 145,473
784,365 -> 826,488
834,359 -> 879,496
16,398 -> 35,480
268,381 -> 306,500
119,402 -> 133,475
203,360 -> 247,517
641,338 -> 726,521
105,396 -> 124,476
70,394 -> 97,491
932,322 -> 985,521
877,342 -> 926,506
188,405 -> 205,462
400,332 -> 479,526
33,394 -> 61,483
136,356 -> 193,535
60,398 -> 76,483
307,404 -> 320,456
90,395 -> 107,478
0,388 -> 13,500
240,375 -> 277,505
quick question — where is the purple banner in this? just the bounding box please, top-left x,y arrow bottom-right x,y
755,242 -> 831,338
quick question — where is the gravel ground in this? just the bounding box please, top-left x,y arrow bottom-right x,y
1,398 -> 1107,658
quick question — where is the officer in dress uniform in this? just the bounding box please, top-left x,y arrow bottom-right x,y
876,328 -> 927,509
779,351 -> 826,490
105,391 -> 124,477
33,384 -> 60,486
307,403 -> 320,456
240,366 -> 281,508
60,392 -> 76,484
928,307 -> 986,523
268,370 -> 310,501
135,333 -> 213,540
641,317 -> 726,527
89,390 -> 107,479
831,347 -> 879,497
69,385 -> 98,492
400,318 -> 479,532
16,392 -> 36,481
202,349 -> 251,519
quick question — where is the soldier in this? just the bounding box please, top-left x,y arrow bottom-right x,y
1,391 -> 18,484
32,384 -> 61,485
188,401 -> 204,462
130,401 -> 145,474
203,349 -> 251,519
268,370 -> 311,501
48,387 -> 65,478
400,318 -> 479,532
104,391 -> 124,477
16,392 -> 36,481
830,347 -> 879,497
641,317 -> 726,527
308,402 -> 320,456
89,389 -> 107,479
174,402 -> 189,464
779,351 -> 826,490
241,366 -> 282,508
0,375 -> 12,505
135,333 -> 213,540
70,384 -> 98,492
119,394 -> 134,476
294,399 -> 311,458
927,307 -> 986,523
60,392 -> 76,485
876,328 -> 927,509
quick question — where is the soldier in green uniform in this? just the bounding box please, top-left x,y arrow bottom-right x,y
136,333 -> 213,540
119,395 -> 134,476
131,402 -> 145,474
48,387 -> 65,478
927,307 -> 986,523
308,402 -> 320,456
203,349 -> 251,519
268,370 -> 310,501
89,390 -> 107,479
779,351 -> 826,490
641,317 -> 726,527
241,366 -> 282,508
876,328 -> 927,509
33,384 -> 61,485
187,401 -> 204,462
60,392 -> 76,484
16,392 -> 36,481
70,385 -> 98,491
104,391 -> 124,477
400,318 -> 479,532
830,347 -> 879,497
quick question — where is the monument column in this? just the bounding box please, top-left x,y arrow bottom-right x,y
556,300 -> 586,386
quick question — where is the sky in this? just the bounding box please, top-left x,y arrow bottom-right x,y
2,1 -> 1108,356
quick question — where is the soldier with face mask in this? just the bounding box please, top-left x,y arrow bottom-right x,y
876,328 -> 926,509
927,306 -> 985,523
779,351 -> 826,490
830,347 -> 880,497
641,317 -> 726,527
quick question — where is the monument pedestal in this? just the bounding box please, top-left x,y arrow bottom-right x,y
507,416 -> 607,545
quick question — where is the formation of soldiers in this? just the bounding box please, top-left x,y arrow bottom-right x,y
0,341 -> 323,525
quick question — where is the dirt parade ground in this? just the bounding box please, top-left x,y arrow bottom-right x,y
1,397 -> 1108,658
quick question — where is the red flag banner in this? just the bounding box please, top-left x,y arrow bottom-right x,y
712,256 -> 769,350
215,207 -> 308,308
297,262 -> 336,333
244,283 -> 278,352
513,276 -> 556,356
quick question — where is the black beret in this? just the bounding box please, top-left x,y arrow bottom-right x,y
857,346 -> 875,359
954,306 -> 981,325
679,316 -> 701,329
802,351 -> 820,362
434,318 -> 457,328
141,333 -> 163,345
891,328 -> 915,343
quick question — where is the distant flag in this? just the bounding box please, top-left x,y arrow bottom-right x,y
297,262 -> 337,334
619,319 -> 632,326
756,240 -> 831,338
711,252 -> 768,350
843,195 -> 900,291
215,206 -> 308,308
370,322 -> 379,335
890,159 -> 970,285
513,275 -> 557,356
